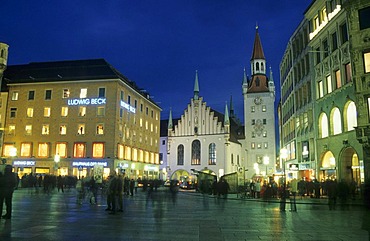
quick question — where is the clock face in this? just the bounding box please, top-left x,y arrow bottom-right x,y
254,97 -> 262,105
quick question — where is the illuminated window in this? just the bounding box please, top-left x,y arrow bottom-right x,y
38,143 -> 49,157
125,146 -> 131,160
79,107 -> 86,117
27,108 -> 34,118
44,107 -> 51,117
263,131 -> 267,137
8,125 -> 15,135
191,140 -> 201,165
20,143 -> 32,157
318,80 -> 324,98
208,143 -> 216,165
262,105 -> 266,112
11,91 -> 19,101
251,106 -> 255,112
60,125 -> 67,135
139,150 -> 143,162
97,106 -> 105,116
61,107 -> 68,117
346,101 -> 357,131
251,142 -> 255,149
345,63 -> 352,83
10,108 -> 17,118
118,144 -> 124,159
364,52 -> 370,73
145,121 -> 148,130
326,75 -> 332,94
56,143 -> 67,158
264,142 -> 268,149
45,90 -> 52,100
132,148 -> 138,161
257,143 -> 262,149
150,123 -> 153,132
96,124 -> 104,135
42,124 -> 49,135
2,144 -> 15,157
92,142 -> 104,158
335,70 -> 341,89
319,113 -> 329,138
331,108 -> 342,135
80,88 -> 87,98
25,125 -> 32,135
28,90 -> 35,100
77,124 -> 85,135
63,89 -> 70,98
140,118 -> 143,127
73,143 -> 86,158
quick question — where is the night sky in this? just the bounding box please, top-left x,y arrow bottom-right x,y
1,0 -> 312,121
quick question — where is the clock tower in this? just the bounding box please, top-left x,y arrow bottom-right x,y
242,26 -> 276,179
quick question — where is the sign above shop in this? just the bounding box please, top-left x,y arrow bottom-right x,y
67,98 -> 106,106
72,161 -> 108,167
13,160 -> 36,166
120,100 -> 136,113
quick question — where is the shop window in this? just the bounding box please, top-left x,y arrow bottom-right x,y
20,143 -> 32,157
92,142 -> 104,158
42,124 -> 50,135
60,125 -> 67,135
38,143 -> 49,158
44,107 -> 51,117
73,143 -> 86,158
61,107 -> 68,117
56,143 -> 67,158
27,108 -> 34,118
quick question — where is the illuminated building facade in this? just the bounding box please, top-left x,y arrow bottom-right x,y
2,59 -> 161,179
0,42 -> 9,157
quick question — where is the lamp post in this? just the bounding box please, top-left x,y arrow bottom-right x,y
263,156 -> 269,178
280,148 -> 288,211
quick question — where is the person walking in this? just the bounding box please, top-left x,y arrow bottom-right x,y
0,165 -> 17,219
290,178 -> 298,212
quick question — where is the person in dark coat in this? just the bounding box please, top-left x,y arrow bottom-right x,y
0,165 -> 17,219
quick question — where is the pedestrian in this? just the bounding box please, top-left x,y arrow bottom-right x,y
0,165 -> 17,219
117,174 -> 124,212
57,175 -> 64,193
327,179 -> 337,210
129,178 -> 135,196
290,178 -> 298,212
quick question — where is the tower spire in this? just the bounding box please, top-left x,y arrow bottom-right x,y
224,102 -> 229,126
230,95 -> 234,117
194,70 -> 199,100
168,108 -> 173,130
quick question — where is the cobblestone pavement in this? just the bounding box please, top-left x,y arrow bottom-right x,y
0,188 -> 369,241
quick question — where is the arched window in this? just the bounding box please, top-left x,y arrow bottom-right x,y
191,140 -> 201,165
208,143 -> 216,165
177,145 -> 184,165
345,101 -> 357,131
261,62 -> 264,72
331,107 -> 342,135
319,112 -> 329,138
256,62 -> 260,71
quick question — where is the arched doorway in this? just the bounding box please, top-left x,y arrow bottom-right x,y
319,151 -> 337,181
340,147 -> 362,186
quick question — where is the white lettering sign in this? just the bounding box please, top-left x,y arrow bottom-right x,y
13,161 -> 36,166
72,161 -> 108,167
120,101 -> 136,113
67,98 -> 106,106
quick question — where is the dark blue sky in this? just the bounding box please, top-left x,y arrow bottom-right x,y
1,0 -> 312,121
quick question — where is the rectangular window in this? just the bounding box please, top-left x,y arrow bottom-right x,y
61,107 -> 68,117
257,143 -> 262,149
118,144 -> 124,159
2,144 -> 15,157
93,143 -> 104,158
11,91 -> 19,101
335,70 -> 342,89
42,124 -> 50,135
331,32 -> 338,51
28,90 -> 35,100
44,107 -> 51,117
262,105 -> 266,112
8,125 -> 15,135
251,142 -> 255,149
345,63 -> 352,83
27,108 -> 34,118
264,142 -> 268,149
80,88 -> 87,98
120,108 -> 123,118
38,143 -> 49,158
25,125 -> 32,135
318,81 -> 324,98
79,107 -> 86,117
364,52 -> 370,73
10,108 -> 17,118
252,119 -> 255,125
128,95 -> 131,105
63,89 -> 70,98
97,106 -> 105,116
316,47 -> 321,64
60,125 -> 67,135
323,39 -> 329,58
368,97 -> 370,120
340,22 -> 348,44
73,143 -> 86,158
120,91 -> 124,100
251,106 -> 255,112
359,6 -> 370,30
96,124 -> 104,135
20,143 -> 32,157
98,88 -> 105,98
56,143 -> 67,158
77,124 -> 85,135
45,90 -> 52,100
263,119 -> 267,124
134,100 -> 137,108
140,104 -> 143,112
263,131 -> 267,137
326,75 -> 332,94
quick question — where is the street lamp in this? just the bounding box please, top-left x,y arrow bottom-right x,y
263,156 -> 269,177
54,154 -> 60,175
280,148 -> 288,211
